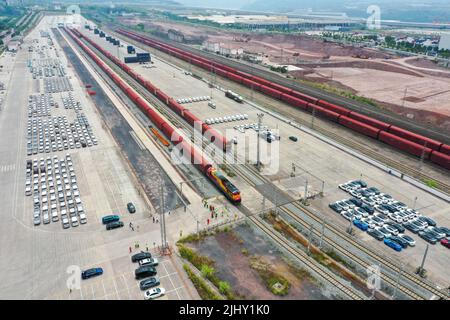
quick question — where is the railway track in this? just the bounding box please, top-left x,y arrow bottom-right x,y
113,27 -> 449,145
73,30 -> 448,300
231,161 -> 448,300
74,32 -> 370,300
111,29 -> 450,197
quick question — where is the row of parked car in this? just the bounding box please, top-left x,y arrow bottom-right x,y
26,155 -> 87,229
205,114 -> 249,125
27,114 -> 97,155
132,252 -> 165,300
177,96 -> 211,104
331,180 -> 450,251
44,76 -> 73,93
28,93 -> 55,118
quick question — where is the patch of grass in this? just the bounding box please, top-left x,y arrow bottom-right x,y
177,231 -> 209,244
183,264 -> 222,300
178,244 -> 215,269
177,244 -> 237,300
250,256 -> 291,296
298,79 -> 378,108
241,248 -> 249,256
325,249 -> 355,271
423,178 -> 438,189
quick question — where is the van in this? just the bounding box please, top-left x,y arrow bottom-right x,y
102,215 -> 120,224
135,266 -> 157,280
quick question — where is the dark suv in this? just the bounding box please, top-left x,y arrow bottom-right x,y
135,266 -> 157,279
132,252 -> 152,263
106,221 -> 124,230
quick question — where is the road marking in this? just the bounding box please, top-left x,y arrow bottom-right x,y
162,261 -> 181,300
91,284 -> 95,300
122,274 -> 132,300
0,164 -> 16,172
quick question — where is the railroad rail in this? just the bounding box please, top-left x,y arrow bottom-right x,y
74,31 -> 368,300
73,28 -> 448,301
112,26 -> 449,145
111,28 -> 450,196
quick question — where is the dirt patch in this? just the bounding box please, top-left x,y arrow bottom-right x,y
189,225 -> 329,300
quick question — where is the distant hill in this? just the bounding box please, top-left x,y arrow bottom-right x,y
241,0 -> 450,23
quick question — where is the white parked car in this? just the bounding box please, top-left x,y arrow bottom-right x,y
144,287 -> 165,300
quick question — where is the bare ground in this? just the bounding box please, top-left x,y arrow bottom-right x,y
189,225 -> 331,300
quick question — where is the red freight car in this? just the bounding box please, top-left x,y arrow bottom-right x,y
338,116 -> 381,139
378,131 -> 432,158
430,151 -> 450,170
308,104 -> 341,122
242,78 -> 261,91
348,111 -> 391,131
227,72 -> 244,84
280,93 -> 308,110
168,99 -> 185,116
387,126 -> 442,151
317,100 -> 351,117
290,91 -> 319,104
439,144 -> 450,156
259,85 -> 281,99
430,151 -> 450,169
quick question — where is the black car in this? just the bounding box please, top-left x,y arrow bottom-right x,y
435,226 -> 450,237
367,229 -> 384,241
420,216 -> 436,227
131,252 -> 152,263
418,231 -> 437,244
288,136 -> 298,142
404,223 -> 420,234
360,204 -> 374,214
135,266 -> 157,279
366,187 -> 380,195
81,268 -> 103,280
354,180 -> 368,188
139,277 -> 160,290
386,222 -> 405,233
387,236 -> 408,249
329,203 -> 342,213
127,202 -> 136,214
106,221 -> 124,230
348,198 -> 362,207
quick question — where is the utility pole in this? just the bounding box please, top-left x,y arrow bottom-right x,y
416,244 -> 429,277
402,87 -> 408,107
418,142 -> 428,173
256,113 -> 264,171
303,179 -> 309,205
319,217 -> 326,249
159,181 -> 168,255
307,224 -> 313,255
311,105 -> 316,129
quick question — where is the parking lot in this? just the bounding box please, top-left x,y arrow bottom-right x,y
329,179 -> 450,252
49,251 -> 192,300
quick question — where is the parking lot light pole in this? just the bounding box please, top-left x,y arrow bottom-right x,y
256,113 -> 264,171
416,244 -> 429,277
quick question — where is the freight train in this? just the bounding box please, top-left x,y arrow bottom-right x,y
116,28 -> 450,170
79,28 -> 229,153
64,27 -> 241,204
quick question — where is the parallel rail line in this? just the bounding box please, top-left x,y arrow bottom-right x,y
75,33 -> 366,300
112,29 -> 450,196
